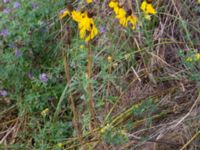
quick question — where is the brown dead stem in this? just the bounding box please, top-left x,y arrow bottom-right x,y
61,22 -> 82,137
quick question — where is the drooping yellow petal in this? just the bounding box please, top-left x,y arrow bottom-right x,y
86,0 -> 92,4
119,17 -> 128,27
146,4 -> 156,14
79,28 -> 86,39
115,8 -> 128,27
59,10 -> 70,20
141,1 -> 156,15
141,1 -> 147,12
79,16 -> 93,32
85,25 -> 98,42
109,1 -> 120,14
71,10 -> 83,22
127,15 -> 138,30
73,11 -> 98,42
108,1 -> 119,9
116,8 -> 126,19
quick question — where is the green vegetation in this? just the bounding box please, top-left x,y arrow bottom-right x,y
0,0 -> 200,149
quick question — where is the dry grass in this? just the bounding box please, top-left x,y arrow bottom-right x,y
1,0 -> 200,149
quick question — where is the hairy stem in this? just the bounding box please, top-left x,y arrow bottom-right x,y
87,43 -> 97,129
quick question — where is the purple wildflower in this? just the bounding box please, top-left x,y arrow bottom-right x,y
100,26 -> 106,33
32,3 -> 38,9
9,44 -> 15,49
28,72 -> 34,79
59,9 -> 65,14
3,0 -> 9,3
3,8 -> 10,14
15,49 -> 22,57
1,29 -> 9,37
39,73 -> 48,83
13,2 -> 21,9
0,90 -> 8,97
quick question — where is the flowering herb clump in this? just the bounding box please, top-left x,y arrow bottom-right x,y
109,0 -> 137,30
59,6 -> 98,42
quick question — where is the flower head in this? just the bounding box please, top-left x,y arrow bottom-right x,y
195,53 -> 200,60
126,14 -> 137,30
39,73 -> 48,83
86,0 -> 92,4
57,143 -> 63,148
124,53 -> 131,60
116,8 -> 127,26
13,2 -> 21,9
32,3 -> 38,9
3,8 -> 10,14
59,7 -> 98,42
109,1 -> 121,15
109,1 -> 119,10
100,124 -> 112,133
100,26 -> 106,33
109,1 -> 137,30
1,29 -> 9,37
80,45 -> 85,49
84,22 -> 98,42
73,11 -> 98,42
141,1 -> 156,15
15,49 -> 22,57
41,108 -> 49,117
0,90 -> 8,97
107,56 -> 113,62
186,57 -> 193,62
3,0 -> 9,3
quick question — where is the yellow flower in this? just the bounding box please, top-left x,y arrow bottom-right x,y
109,1 -> 119,9
79,14 -> 93,31
116,8 -> 127,26
59,10 -> 70,20
80,45 -> 85,49
126,15 -> 137,30
85,73 -> 89,79
124,53 -> 131,60
198,0 -> 200,4
57,143 -> 63,148
78,12 -> 98,42
71,10 -> 83,22
186,57 -> 193,62
107,56 -> 113,62
113,62 -> 118,68
141,1 -> 156,15
195,53 -> 200,60
59,7 -> 98,42
120,129 -> 127,136
109,1 -> 120,14
109,2 -> 137,30
41,108 -> 49,117
85,25 -> 98,42
86,0 -> 92,4
144,14 -> 151,20
134,104 -> 139,108
100,124 -> 111,133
